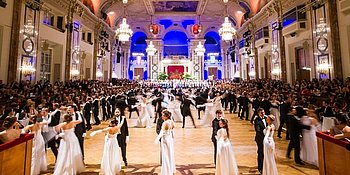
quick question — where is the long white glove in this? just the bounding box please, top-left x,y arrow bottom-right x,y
126,136 -> 130,143
154,130 -> 164,145
90,130 -> 102,137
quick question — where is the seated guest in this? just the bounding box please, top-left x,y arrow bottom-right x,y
334,120 -> 350,140
0,117 -> 21,144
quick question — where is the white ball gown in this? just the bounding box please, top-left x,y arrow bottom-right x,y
155,120 -> 176,175
169,99 -> 183,122
100,132 -> 122,175
301,116 -> 319,166
270,102 -> 280,129
201,103 -> 215,127
54,128 -> 85,175
215,128 -> 238,175
31,128 -> 47,175
136,103 -> 153,128
262,125 -> 278,175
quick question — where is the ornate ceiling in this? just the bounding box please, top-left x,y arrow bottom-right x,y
82,0 -> 270,36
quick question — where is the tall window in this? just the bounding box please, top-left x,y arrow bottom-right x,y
43,12 -> 54,27
40,49 -> 52,81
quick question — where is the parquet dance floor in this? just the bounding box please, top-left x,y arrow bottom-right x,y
43,111 -> 319,175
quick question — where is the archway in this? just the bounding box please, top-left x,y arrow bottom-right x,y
204,31 -> 222,80
129,32 -> 148,80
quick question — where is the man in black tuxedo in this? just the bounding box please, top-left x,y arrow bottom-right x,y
47,104 -> 61,160
181,94 -> 196,128
254,108 -> 266,174
194,94 -> 207,119
153,92 -> 164,123
68,105 -> 86,159
278,97 -> 291,139
83,98 -> 92,130
115,108 -> 129,166
127,95 -> 139,119
101,96 -> 108,120
250,95 -> 261,124
92,97 -> 101,125
228,90 -> 237,114
287,107 -> 310,165
211,110 -> 222,165
260,96 -> 271,115
240,92 -> 250,120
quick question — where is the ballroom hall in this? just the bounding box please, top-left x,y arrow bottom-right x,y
0,0 -> 350,175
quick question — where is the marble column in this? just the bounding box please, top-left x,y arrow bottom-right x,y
190,39 -> 205,80
8,0 -> 24,82
64,0 -> 78,82
328,0 -> 343,80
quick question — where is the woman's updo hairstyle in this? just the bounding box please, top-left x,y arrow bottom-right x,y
64,114 -> 73,123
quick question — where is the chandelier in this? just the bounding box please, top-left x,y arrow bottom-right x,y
20,64 -> 36,75
116,0 -> 132,42
96,70 -> 103,77
271,68 -> 281,75
116,18 -> 133,42
313,18 -> 330,38
146,41 -> 157,56
317,63 -> 331,73
70,69 -> 80,76
219,17 -> 236,41
195,42 -> 206,56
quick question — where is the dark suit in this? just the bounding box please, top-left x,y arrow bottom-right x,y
101,97 -> 108,120
48,110 -> 61,159
83,102 -> 92,130
181,97 -> 196,128
74,112 -> 86,159
194,95 -> 206,119
287,115 -> 310,163
127,97 -> 139,119
323,106 -> 334,117
278,101 -> 290,138
211,117 -> 220,164
228,92 -> 237,113
153,94 -> 164,123
92,99 -> 100,125
254,115 -> 266,172
117,115 -> 129,164
261,100 -> 271,115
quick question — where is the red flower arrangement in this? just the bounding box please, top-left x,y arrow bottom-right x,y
169,70 -> 183,80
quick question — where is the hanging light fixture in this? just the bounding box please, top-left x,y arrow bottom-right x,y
146,41 -> 157,56
219,17 -> 236,41
195,41 -> 206,56
115,1 -> 133,42
219,1 -> 236,41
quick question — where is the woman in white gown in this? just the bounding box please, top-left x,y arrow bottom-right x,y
213,92 -> 225,118
270,95 -> 280,130
136,97 -> 153,128
262,115 -> 278,175
146,90 -> 155,118
301,106 -> 319,166
155,110 -> 176,175
90,119 -> 123,174
23,116 -> 47,175
215,118 -> 238,175
201,101 -> 215,127
54,114 -> 85,175
248,94 -> 254,121
168,95 -> 183,122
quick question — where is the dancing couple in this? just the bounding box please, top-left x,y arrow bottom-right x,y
211,110 -> 239,175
